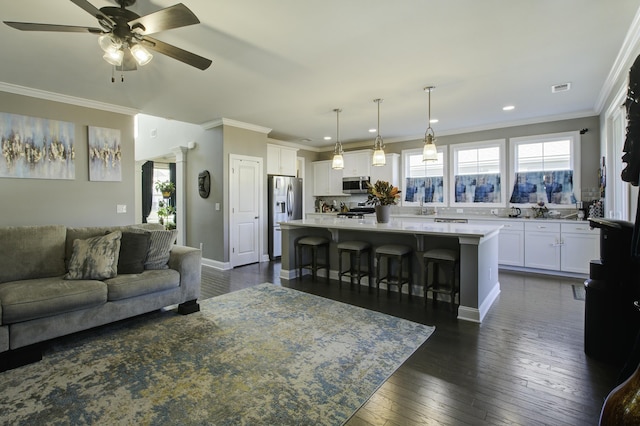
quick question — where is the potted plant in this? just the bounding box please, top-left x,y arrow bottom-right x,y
157,200 -> 176,229
366,180 -> 401,223
155,180 -> 175,198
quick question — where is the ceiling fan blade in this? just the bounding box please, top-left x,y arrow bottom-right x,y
128,3 -> 200,36
116,48 -> 138,72
70,0 -> 115,27
4,21 -> 103,33
142,36 -> 212,70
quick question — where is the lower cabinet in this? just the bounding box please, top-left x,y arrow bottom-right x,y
524,222 -> 561,270
560,223 -> 599,274
523,221 -> 598,274
497,221 -> 525,267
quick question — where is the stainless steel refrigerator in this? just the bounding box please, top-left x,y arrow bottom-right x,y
268,175 -> 303,259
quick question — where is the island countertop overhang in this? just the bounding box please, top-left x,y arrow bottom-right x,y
280,218 -> 502,240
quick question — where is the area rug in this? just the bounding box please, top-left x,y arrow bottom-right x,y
0,283 -> 434,425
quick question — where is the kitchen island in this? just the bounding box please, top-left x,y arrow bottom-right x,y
280,217 -> 502,323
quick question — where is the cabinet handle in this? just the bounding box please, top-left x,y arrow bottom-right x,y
537,226 -> 547,229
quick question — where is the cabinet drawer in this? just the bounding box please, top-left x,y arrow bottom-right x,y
524,222 -> 560,233
560,223 -> 597,235
497,221 -> 524,231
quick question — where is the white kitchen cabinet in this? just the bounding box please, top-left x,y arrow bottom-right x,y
267,144 -> 298,176
313,160 -> 344,196
560,223 -> 599,274
370,153 -> 400,187
342,150 -> 372,177
524,222 -> 561,270
497,221 -> 525,266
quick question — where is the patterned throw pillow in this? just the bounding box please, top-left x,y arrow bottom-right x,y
65,231 -> 122,280
143,229 -> 178,270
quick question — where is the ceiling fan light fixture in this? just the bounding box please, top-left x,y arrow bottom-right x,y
102,49 -> 124,66
130,43 -> 153,66
98,34 -> 121,53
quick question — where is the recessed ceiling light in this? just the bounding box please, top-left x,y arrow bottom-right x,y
324,136 -> 332,140
369,128 -> 376,133
503,105 -> 515,111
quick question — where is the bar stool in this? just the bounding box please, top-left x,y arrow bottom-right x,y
296,236 -> 330,282
423,248 -> 459,312
337,241 -> 372,291
375,244 -> 412,299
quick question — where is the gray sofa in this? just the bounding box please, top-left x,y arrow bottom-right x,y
0,224 -> 202,370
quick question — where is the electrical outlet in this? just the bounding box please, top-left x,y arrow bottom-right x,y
116,204 -> 127,213
491,209 -> 498,215
456,208 -> 463,213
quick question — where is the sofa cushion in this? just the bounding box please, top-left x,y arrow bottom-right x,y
104,269 -> 180,301
0,277 -> 107,323
0,225 -> 67,284
65,231 -> 122,280
117,232 -> 151,274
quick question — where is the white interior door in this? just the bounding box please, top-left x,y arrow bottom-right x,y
230,155 -> 262,267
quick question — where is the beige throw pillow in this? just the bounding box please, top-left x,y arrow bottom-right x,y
65,231 -> 122,280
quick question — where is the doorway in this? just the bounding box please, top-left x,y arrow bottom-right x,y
229,155 -> 263,267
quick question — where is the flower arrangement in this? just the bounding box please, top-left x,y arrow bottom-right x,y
531,201 -> 549,218
365,180 -> 401,206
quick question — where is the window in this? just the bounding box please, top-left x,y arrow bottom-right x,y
402,148 -> 447,206
147,164 -> 171,223
451,139 -> 506,206
509,132 -> 580,206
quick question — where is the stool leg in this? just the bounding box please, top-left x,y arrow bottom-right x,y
368,250 -> 374,291
311,246 -> 317,281
423,260 -> 429,305
338,249 -> 343,287
376,254 -> 381,295
398,256 -> 403,300
297,245 -> 302,279
354,252 -> 361,291
325,244 -> 330,284
407,255 -> 412,299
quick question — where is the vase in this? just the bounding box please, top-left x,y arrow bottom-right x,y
600,364 -> 640,424
375,205 -> 391,223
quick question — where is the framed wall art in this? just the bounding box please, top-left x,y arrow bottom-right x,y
0,112 -> 75,180
88,126 -> 121,182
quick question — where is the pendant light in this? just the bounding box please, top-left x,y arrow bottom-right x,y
331,108 -> 344,170
372,98 -> 386,166
422,86 -> 438,162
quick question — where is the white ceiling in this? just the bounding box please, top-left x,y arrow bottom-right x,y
1,0 -> 639,149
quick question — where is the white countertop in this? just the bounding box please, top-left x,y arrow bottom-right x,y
282,217 -> 502,239
307,212 -> 590,224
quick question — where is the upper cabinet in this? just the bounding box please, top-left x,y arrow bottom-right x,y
267,144 -> 298,176
342,150 -> 372,177
313,160 -> 345,196
370,153 -> 400,187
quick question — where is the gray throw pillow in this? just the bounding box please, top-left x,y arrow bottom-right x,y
144,229 -> 178,270
117,232 -> 151,274
65,231 -> 122,280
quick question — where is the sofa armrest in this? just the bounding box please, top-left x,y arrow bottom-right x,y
168,245 -> 202,302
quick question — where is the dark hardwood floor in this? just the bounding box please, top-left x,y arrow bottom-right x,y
201,263 -> 620,425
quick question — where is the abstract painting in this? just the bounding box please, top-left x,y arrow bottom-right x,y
0,112 -> 75,179
88,126 -> 121,182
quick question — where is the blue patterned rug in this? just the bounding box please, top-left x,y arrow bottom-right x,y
0,284 -> 434,425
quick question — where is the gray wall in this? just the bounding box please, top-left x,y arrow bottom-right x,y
0,91 -> 135,227
320,115 -> 601,198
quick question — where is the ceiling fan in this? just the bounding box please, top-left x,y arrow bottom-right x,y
4,0 -> 212,71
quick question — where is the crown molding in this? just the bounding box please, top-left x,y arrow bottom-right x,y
201,117 -> 272,134
595,5 -> 640,113
0,82 -> 139,116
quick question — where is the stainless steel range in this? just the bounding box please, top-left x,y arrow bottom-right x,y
337,207 -> 375,218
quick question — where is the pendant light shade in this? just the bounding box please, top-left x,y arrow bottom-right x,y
331,108 -> 344,169
372,98 -> 386,166
422,86 -> 438,162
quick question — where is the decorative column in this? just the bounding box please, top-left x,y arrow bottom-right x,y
171,146 -> 188,245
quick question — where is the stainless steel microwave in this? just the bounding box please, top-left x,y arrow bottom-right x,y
342,176 -> 370,194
